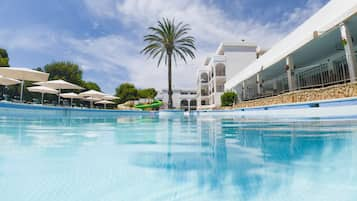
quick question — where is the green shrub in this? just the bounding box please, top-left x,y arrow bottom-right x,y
221,92 -> 237,106
0,48 -> 9,67
0,58 -> 9,67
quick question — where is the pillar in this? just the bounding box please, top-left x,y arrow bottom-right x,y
256,73 -> 262,96
340,23 -> 357,82
286,55 -> 296,91
242,81 -> 246,100
273,79 -> 278,95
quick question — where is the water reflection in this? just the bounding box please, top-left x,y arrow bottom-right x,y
130,116 -> 357,199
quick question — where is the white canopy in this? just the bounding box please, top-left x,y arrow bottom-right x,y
27,86 -> 58,94
0,67 -> 49,102
60,92 -> 80,107
60,92 -> 79,99
27,86 -> 58,104
0,75 -> 21,86
83,97 -> 101,101
79,90 -> 105,98
102,95 -> 120,100
82,96 -> 102,108
34,79 -> 83,90
35,79 -> 83,104
95,100 -> 115,105
95,100 -> 115,109
0,67 -> 49,82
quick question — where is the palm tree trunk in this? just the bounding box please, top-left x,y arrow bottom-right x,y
168,54 -> 173,109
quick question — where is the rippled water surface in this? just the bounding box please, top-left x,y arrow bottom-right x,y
0,113 -> 357,201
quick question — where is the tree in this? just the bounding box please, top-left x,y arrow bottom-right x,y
115,83 -> 139,104
221,92 -> 238,107
41,61 -> 102,91
138,88 -> 157,99
0,48 -> 9,67
43,61 -> 83,85
82,81 -> 101,92
141,18 -> 196,109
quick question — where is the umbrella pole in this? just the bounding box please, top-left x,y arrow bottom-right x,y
58,89 -> 61,105
20,80 -> 24,102
70,98 -> 73,107
104,104 -> 106,109
90,100 -> 93,108
41,93 -> 44,105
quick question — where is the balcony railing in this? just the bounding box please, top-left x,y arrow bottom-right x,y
241,56 -> 352,101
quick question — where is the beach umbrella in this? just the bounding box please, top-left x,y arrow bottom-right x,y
0,67 -> 49,102
59,92 -> 80,107
79,90 -> 106,108
34,79 -> 83,104
0,75 -> 21,86
82,96 -> 101,108
102,95 -> 120,100
0,75 -> 21,100
27,86 -> 58,104
79,90 -> 105,98
95,100 -> 115,109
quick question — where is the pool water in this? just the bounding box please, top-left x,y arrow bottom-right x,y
0,113 -> 357,201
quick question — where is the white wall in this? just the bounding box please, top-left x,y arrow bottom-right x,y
225,49 -> 257,81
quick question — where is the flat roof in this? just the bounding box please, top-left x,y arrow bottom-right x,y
216,41 -> 257,55
225,0 -> 357,90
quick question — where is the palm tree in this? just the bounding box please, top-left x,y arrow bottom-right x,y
141,18 -> 196,109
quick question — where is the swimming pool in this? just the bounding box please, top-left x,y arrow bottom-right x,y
0,107 -> 356,201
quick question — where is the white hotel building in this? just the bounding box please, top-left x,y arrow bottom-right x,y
198,0 -> 357,107
197,42 -> 264,109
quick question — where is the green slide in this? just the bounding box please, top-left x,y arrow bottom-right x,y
135,100 -> 163,109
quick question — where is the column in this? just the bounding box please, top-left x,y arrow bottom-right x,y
286,55 -> 296,91
242,81 -> 246,100
340,23 -> 357,82
273,79 -> 278,95
256,73 -> 262,96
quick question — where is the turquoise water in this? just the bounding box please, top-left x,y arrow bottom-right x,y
0,110 -> 357,201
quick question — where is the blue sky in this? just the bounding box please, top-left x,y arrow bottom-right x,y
0,0 -> 328,93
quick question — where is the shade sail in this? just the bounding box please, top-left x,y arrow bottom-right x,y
59,92 -> 79,99
79,90 -> 105,98
0,75 -> 21,86
34,80 -> 83,90
27,86 -> 58,94
102,95 -> 120,100
0,67 -> 49,82
95,100 -> 115,105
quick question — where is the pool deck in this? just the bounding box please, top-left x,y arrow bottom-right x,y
196,97 -> 357,119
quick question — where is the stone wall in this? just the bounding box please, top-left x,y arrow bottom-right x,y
234,83 -> 357,108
